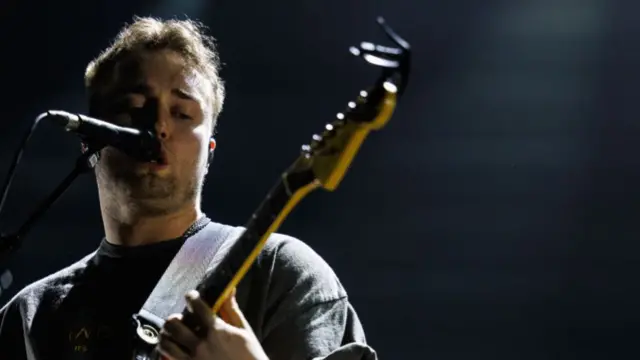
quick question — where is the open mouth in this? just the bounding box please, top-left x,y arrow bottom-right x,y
149,157 -> 167,165
144,152 -> 168,168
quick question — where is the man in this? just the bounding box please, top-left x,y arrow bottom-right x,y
0,16 -> 375,360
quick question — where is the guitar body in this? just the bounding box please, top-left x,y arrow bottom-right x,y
131,17 -> 411,360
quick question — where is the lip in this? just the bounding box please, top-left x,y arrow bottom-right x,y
156,150 -> 169,165
141,150 -> 169,170
147,162 -> 169,171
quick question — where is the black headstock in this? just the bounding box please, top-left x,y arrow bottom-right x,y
287,17 -> 411,192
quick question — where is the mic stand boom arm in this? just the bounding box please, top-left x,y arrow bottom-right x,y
0,113 -> 101,262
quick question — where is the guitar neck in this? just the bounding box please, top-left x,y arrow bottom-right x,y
196,160 -> 319,313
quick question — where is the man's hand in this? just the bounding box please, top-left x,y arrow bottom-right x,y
158,288 -> 268,360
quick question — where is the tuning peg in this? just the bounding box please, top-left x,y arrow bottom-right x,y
332,112 -> 346,127
322,123 -> 336,138
301,144 -> 312,155
310,134 -> 324,149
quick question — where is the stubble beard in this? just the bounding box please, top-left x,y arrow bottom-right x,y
96,164 -> 199,218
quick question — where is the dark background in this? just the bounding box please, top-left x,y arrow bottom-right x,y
1,0 -> 639,358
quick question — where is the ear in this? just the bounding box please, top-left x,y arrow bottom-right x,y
203,137 -> 217,179
208,137 -> 216,165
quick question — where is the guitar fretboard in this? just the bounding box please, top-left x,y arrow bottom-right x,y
195,166 -> 317,308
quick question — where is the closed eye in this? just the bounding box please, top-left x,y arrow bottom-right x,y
171,107 -> 193,120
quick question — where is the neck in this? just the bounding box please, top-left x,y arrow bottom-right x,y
101,201 -> 203,247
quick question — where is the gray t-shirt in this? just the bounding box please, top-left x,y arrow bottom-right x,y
0,218 -> 376,360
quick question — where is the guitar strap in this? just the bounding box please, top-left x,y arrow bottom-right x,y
132,217 -> 244,341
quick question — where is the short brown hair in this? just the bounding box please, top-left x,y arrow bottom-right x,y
84,16 -> 225,130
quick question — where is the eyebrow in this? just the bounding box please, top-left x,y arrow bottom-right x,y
173,88 -> 199,102
125,83 -> 199,103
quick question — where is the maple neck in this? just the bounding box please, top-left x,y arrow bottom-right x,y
195,162 -> 318,312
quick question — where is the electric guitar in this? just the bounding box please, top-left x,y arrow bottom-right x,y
132,16 -> 411,359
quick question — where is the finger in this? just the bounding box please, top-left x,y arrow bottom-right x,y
217,287 -> 234,323
212,313 -> 243,337
218,306 -> 231,324
161,314 -> 199,355
220,288 -> 249,329
185,290 -> 214,329
158,334 -> 190,360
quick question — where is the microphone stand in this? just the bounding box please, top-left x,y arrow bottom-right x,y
0,113 -> 103,270
0,110 -> 159,298
0,149 -> 100,260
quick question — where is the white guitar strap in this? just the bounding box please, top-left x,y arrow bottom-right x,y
133,217 -> 244,340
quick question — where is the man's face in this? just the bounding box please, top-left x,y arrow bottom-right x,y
94,49 -> 213,216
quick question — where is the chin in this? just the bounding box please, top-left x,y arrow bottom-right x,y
133,173 -> 176,195
131,197 -> 184,216
127,182 -> 198,217
98,168 -> 199,216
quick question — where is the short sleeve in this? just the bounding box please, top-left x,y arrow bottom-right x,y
0,297 -> 28,360
258,235 -> 377,360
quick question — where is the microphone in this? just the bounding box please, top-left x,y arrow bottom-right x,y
42,110 -> 162,162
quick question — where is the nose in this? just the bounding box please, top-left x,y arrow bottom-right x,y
134,97 -> 173,141
155,108 -> 173,140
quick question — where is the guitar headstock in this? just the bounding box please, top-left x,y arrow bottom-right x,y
295,17 -> 411,191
